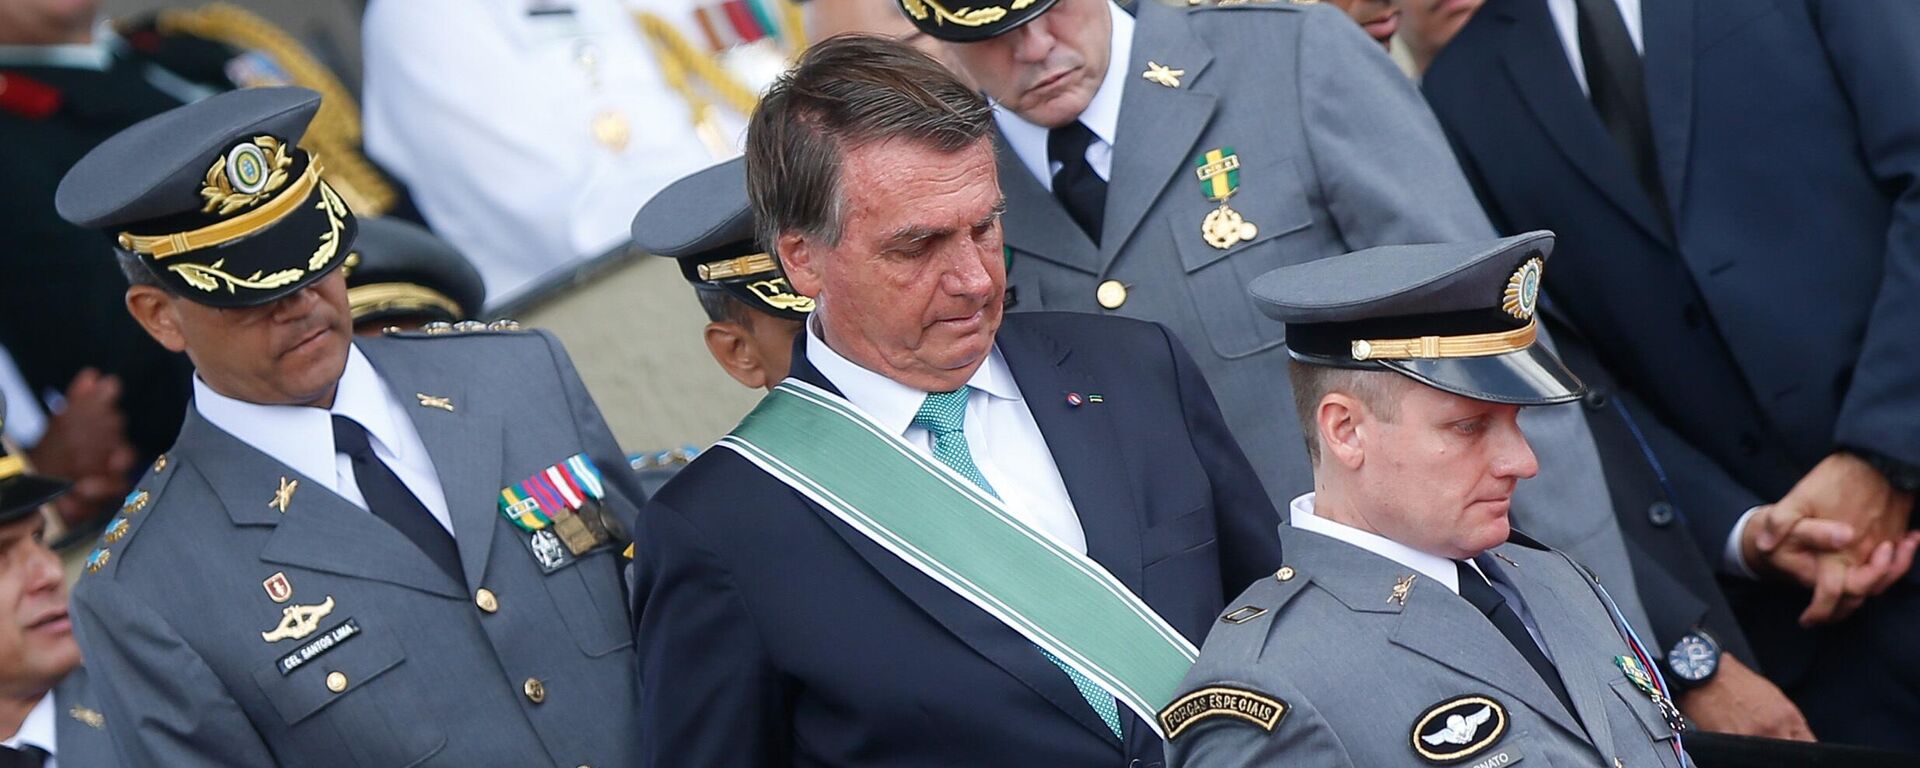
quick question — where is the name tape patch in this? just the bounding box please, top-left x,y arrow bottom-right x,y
277,618 -> 360,676
1158,686 -> 1288,740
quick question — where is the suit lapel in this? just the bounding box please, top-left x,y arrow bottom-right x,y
360,345 -> 505,590
785,336 -> 1125,746
1490,0 -> 1672,246
997,134 -> 1102,276
1641,0 -> 1696,215
1484,548 -> 1614,753
184,410 -> 464,598
1101,4 -> 1216,264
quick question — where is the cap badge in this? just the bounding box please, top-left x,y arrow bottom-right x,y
1502,257 -> 1543,320
1195,148 -> 1258,250
203,136 -> 292,215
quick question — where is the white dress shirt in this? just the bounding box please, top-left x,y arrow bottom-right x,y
1,692 -> 57,767
1545,0 -> 1645,96
994,0 -> 1133,191
1289,493 -> 1552,655
363,0 -> 717,305
804,324 -> 1089,554
193,345 -> 455,535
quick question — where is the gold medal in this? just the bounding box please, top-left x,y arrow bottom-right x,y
1202,204 -> 1260,250
1194,148 -> 1259,250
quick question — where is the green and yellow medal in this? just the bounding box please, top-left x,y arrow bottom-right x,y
1194,147 -> 1258,250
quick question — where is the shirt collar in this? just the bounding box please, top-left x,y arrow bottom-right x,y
1,691 -> 55,756
992,1 -> 1133,175
1289,492 -> 1463,593
193,345 -> 409,485
0,20 -> 116,71
803,318 -> 1018,438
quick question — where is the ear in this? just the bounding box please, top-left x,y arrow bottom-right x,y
778,233 -> 823,298
125,286 -> 188,353
1317,392 -> 1368,471
703,321 -> 772,390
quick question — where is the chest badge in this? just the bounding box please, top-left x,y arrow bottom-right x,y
1142,61 -> 1185,88
1194,148 -> 1258,250
415,393 -> 455,412
1412,694 -> 1508,763
262,571 -> 294,604
261,596 -> 335,643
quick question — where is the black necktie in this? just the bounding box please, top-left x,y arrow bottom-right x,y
1455,559 -> 1578,719
1572,0 -> 1669,224
332,415 -> 464,584
0,745 -> 48,768
1047,120 -> 1107,246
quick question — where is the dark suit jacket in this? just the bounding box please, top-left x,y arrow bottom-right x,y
1423,0 -> 1920,539
1423,0 -> 1920,746
631,312 -> 1283,767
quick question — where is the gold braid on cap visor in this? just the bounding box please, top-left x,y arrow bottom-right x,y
116,155 -> 324,260
1349,319 -> 1539,361
348,283 -> 463,321
0,455 -> 24,481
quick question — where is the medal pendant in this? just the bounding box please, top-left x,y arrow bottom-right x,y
592,109 -> 631,152
552,511 -> 599,555
1203,204 -> 1260,250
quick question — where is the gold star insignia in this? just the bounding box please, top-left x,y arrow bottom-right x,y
1143,61 -> 1186,88
269,477 -> 298,513
415,393 -> 455,412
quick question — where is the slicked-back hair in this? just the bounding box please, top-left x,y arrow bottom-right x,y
745,34 -> 995,258
1288,359 -> 1405,464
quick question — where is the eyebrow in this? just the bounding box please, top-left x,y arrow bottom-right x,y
880,198 -> 1008,247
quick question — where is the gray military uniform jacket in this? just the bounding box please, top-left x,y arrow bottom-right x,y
70,330 -> 644,767
1164,529 -> 1687,768
996,0 -> 1655,643
47,667 -> 117,767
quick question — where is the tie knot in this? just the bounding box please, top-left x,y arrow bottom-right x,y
331,414 -> 375,461
1047,120 -> 1097,165
1455,559 -> 1506,616
912,388 -> 972,437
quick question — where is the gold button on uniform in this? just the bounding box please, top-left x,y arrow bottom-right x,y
1096,280 -> 1128,309
523,677 -> 546,704
326,671 -> 348,693
475,588 -> 498,613
1275,566 -> 1295,582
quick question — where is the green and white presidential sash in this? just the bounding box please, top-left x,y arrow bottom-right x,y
716,379 -> 1199,736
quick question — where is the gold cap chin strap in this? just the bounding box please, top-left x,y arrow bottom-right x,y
1350,319 -> 1538,361
348,283 -> 463,321
695,252 -> 779,281
0,455 -> 24,482
117,155 -> 323,260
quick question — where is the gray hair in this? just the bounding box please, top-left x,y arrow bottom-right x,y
744,34 -> 994,258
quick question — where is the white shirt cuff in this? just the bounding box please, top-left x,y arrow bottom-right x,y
1722,506 -> 1764,580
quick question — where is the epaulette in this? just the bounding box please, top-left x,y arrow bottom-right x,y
0,71 -> 61,120
82,451 -> 182,579
381,319 -> 527,338
1156,566 -> 1304,740
1210,565 -> 1307,642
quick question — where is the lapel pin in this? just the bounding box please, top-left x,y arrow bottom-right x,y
1389,573 -> 1417,606
67,706 -> 104,730
1066,392 -> 1085,407
1143,61 -> 1186,88
415,393 -> 455,412
263,571 -> 294,603
1492,551 -> 1519,568
269,477 -> 298,513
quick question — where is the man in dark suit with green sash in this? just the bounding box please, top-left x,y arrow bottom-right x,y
629,35 -> 1283,766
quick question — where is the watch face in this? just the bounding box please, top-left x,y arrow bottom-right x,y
1667,634 -> 1720,682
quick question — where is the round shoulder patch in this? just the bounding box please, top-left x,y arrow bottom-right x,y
1411,694 -> 1508,764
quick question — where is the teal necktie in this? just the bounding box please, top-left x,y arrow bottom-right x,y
912,388 -> 1123,739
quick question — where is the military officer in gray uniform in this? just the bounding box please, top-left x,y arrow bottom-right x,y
54,87 -> 644,767
1165,232 -> 1691,768
0,394 -> 117,768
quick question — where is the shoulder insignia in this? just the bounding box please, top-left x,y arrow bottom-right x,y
0,71 -> 61,119
84,451 -> 183,577
1160,686 -> 1289,739
384,319 -> 524,337
1412,694 -> 1509,764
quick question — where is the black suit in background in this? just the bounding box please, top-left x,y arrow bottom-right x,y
631,312 -> 1283,767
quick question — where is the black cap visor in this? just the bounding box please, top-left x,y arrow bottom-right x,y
905,0 -> 1060,42
0,475 -> 69,524
1380,344 -> 1585,406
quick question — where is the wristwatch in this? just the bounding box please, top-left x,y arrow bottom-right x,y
1664,629 -> 1721,689
1852,448 -> 1920,493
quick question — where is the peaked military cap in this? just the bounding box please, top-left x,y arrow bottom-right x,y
631,157 -> 814,321
1250,230 -> 1584,405
0,394 -> 69,525
344,216 -> 485,325
896,0 -> 1059,43
55,86 -> 357,308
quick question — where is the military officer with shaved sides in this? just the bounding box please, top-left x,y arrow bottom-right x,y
1167,233 -> 1691,768
55,87 -> 644,767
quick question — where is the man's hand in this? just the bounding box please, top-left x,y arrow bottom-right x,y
26,369 -> 136,531
1742,503 -> 1920,625
1677,654 -> 1814,741
1775,452 -> 1914,561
